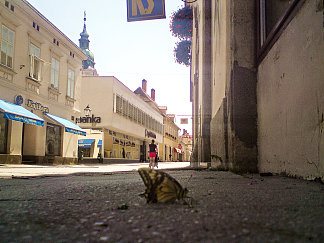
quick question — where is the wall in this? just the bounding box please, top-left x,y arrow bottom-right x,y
210,0 -> 229,166
207,0 -> 258,171
62,131 -> 78,158
7,120 -> 23,155
258,0 -> 324,179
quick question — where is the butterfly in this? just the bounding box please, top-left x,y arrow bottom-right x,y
138,167 -> 189,203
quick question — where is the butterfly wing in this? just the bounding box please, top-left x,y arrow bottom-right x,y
138,167 -> 164,203
138,168 -> 188,203
155,171 -> 187,203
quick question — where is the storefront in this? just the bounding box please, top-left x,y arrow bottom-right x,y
0,98 -> 44,163
0,98 -> 85,164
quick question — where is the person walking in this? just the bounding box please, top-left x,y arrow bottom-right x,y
149,140 -> 157,169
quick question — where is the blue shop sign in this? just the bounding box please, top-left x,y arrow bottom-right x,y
127,0 -> 165,22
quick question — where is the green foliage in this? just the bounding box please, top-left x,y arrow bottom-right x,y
174,40 -> 192,66
170,6 -> 193,66
170,6 -> 193,40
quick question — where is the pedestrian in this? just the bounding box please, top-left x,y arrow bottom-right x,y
122,148 -> 125,158
155,151 -> 159,168
149,140 -> 157,169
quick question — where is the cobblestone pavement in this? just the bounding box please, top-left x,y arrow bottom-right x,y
0,168 -> 323,242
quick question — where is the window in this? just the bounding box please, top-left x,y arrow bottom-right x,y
67,69 -> 75,98
29,43 -> 42,81
257,0 -> 304,61
1,25 -> 14,68
32,22 -> 40,31
51,57 -> 59,89
116,95 -> 122,114
4,0 -> 14,12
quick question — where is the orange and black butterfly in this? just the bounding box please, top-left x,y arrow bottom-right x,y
138,167 -> 189,203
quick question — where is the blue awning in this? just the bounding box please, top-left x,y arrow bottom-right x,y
46,113 -> 86,136
97,140 -> 102,148
0,99 -> 44,126
78,139 -> 95,148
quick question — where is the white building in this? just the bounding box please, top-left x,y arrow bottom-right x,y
79,76 -> 163,161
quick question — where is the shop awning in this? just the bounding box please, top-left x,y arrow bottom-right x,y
97,140 -> 102,148
0,99 -> 44,126
78,139 -> 95,147
46,113 -> 86,136
174,148 -> 181,153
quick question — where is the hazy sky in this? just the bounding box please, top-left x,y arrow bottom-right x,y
26,0 -> 192,119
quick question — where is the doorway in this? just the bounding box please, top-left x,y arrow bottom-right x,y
45,123 -> 61,156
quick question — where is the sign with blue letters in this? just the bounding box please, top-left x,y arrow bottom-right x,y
127,0 -> 166,22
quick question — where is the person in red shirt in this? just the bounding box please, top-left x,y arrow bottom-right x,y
149,140 -> 157,168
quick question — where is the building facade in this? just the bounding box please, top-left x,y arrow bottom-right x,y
134,80 -> 181,162
0,0 -> 86,164
179,130 -> 192,162
190,0 -> 324,180
79,76 -> 164,161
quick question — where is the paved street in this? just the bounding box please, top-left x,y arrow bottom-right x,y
0,165 -> 323,242
0,162 -> 190,178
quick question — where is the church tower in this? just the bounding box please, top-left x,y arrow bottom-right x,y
79,11 -> 97,74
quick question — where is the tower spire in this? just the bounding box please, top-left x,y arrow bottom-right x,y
79,11 -> 96,72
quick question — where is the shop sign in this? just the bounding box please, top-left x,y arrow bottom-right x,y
26,99 -> 49,113
75,114 -> 101,124
127,0 -> 166,22
145,129 -> 156,139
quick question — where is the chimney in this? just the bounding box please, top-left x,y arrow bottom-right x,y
159,106 -> 167,114
151,88 -> 155,101
142,79 -> 147,93
168,114 -> 175,122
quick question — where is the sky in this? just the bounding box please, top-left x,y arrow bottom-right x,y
26,0 -> 192,126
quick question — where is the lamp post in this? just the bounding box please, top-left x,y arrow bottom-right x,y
180,0 -> 197,3
84,105 -> 91,117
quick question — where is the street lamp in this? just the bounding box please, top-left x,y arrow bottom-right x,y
84,105 -> 92,117
180,0 -> 197,3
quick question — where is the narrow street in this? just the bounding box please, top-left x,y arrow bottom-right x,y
0,166 -> 323,242
0,162 -> 190,178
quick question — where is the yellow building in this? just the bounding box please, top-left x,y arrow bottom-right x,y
0,0 -> 86,164
133,80 -> 181,162
159,109 -> 181,162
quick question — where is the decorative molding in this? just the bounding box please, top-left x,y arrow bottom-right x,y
0,8 -> 21,27
65,95 -> 75,107
0,64 -> 16,82
48,87 -> 60,101
26,76 -> 40,94
27,30 -> 45,44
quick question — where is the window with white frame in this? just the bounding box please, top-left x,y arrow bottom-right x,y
1,25 -> 14,68
51,57 -> 59,89
67,69 -> 75,98
29,43 -> 42,81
